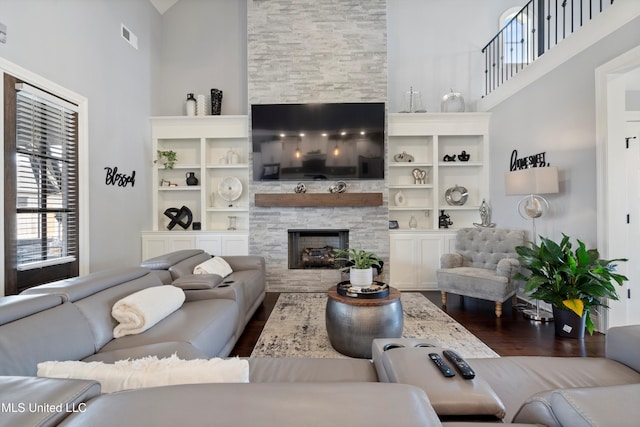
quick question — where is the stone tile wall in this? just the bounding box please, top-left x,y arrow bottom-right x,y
248,0 -> 388,291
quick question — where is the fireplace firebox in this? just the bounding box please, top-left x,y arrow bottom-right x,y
288,229 -> 349,269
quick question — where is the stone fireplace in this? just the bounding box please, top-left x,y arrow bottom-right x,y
288,229 -> 349,269
247,0 -> 388,291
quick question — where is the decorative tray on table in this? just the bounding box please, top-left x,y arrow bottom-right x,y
337,281 -> 389,299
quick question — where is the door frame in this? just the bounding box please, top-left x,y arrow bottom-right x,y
595,45 -> 640,330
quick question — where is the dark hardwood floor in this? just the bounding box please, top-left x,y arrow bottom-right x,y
231,291 -> 605,358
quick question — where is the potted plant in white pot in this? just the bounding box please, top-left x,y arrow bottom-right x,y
516,234 -> 627,339
155,150 -> 177,169
334,248 -> 382,288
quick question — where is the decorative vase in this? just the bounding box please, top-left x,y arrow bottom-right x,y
409,215 -> 418,229
226,150 -> 239,164
349,267 -> 373,288
227,216 -> 237,231
552,306 -> 586,340
196,94 -> 206,116
185,172 -> 198,186
210,89 -> 223,115
185,93 -> 196,116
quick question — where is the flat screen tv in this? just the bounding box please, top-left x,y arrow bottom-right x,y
251,102 -> 385,181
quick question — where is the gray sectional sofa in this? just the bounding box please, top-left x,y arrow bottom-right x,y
0,249 -> 639,426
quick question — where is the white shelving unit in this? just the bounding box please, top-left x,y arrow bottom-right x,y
142,116 -> 250,259
388,113 -> 491,290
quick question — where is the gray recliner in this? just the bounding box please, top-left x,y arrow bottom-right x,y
436,228 -> 526,317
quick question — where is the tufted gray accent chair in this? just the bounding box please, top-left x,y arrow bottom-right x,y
436,228 -> 526,317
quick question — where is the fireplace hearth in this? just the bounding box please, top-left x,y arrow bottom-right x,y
288,229 -> 349,270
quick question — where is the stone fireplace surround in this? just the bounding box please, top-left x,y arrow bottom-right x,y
250,181 -> 389,292
247,0 -> 388,292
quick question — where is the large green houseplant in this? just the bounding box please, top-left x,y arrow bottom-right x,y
334,248 -> 382,287
516,234 -> 627,335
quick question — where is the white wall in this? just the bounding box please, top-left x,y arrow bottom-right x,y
154,0 -> 247,115
628,90 -> 640,110
488,15 -> 640,249
387,0 -> 524,113
0,0 -> 161,274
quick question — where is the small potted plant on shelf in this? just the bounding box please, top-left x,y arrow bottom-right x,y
155,150 -> 177,169
334,248 -> 382,288
515,234 -> 627,338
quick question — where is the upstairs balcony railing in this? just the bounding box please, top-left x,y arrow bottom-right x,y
482,0 -> 616,96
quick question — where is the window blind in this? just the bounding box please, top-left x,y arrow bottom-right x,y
15,83 -> 78,271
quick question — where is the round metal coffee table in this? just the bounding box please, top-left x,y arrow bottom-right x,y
325,285 -> 403,359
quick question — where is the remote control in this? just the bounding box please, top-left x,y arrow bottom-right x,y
428,353 -> 455,377
442,350 -> 475,379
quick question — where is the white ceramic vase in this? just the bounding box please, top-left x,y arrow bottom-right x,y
350,267 -> 373,288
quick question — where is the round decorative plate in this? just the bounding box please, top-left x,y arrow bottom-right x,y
445,184 -> 469,206
218,176 -> 243,205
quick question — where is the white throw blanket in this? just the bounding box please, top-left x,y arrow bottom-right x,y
37,355 -> 249,393
193,256 -> 233,277
112,286 -> 185,338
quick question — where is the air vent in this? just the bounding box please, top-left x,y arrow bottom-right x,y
121,23 -> 138,49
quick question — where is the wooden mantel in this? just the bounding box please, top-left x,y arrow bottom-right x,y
254,192 -> 383,207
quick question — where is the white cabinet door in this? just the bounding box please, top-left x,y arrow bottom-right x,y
390,232 -> 456,290
141,236 -> 170,261
195,233 -> 249,255
141,234 -> 196,260
195,235 -> 222,255
416,234 -> 445,289
221,234 -> 249,255
142,232 -> 249,260
390,234 -> 419,289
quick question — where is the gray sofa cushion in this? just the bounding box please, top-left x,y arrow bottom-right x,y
140,249 -> 204,270
0,294 -> 63,326
168,253 -> 211,279
59,383 -> 442,427
436,267 -> 515,301
21,267 -> 152,302
0,376 -> 100,427
228,269 -> 263,308
248,358 -> 378,382
0,299 -> 95,376
172,274 -> 224,290
20,267 -> 164,352
606,324 -> 640,372
455,228 -> 525,270
550,384 -> 640,427
98,299 -> 239,358
471,356 -> 640,423
70,275 -> 165,351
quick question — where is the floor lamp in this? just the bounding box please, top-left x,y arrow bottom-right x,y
505,166 -> 559,322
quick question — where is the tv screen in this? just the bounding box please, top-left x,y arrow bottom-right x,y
251,102 -> 385,181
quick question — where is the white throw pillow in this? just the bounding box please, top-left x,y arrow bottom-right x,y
112,286 -> 185,338
37,355 -> 249,393
193,256 -> 233,277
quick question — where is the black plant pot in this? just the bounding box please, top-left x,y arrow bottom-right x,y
552,306 -> 586,340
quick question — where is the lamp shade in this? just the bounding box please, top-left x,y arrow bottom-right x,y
504,166 -> 559,196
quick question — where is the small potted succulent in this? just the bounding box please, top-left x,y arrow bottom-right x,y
516,234 -> 627,338
334,248 -> 382,288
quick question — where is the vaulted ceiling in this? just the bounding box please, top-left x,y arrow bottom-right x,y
150,0 -> 179,14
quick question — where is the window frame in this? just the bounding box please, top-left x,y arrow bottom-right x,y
500,7 -> 535,67
1,60 -> 89,295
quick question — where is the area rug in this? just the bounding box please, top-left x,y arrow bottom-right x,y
250,292 -> 499,359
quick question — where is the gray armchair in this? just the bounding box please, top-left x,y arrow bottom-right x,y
436,228 -> 526,317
